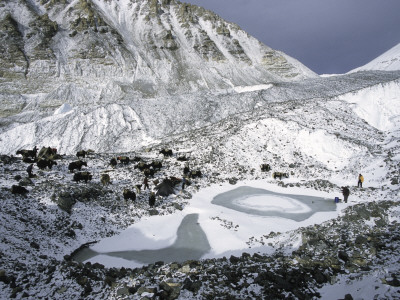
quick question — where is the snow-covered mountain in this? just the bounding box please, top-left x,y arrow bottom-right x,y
0,0 -> 315,96
350,43 -> 400,72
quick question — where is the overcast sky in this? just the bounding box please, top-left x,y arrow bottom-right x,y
182,0 -> 400,74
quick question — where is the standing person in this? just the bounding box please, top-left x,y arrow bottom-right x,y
341,186 -> 350,203
143,176 -> 150,190
358,174 -> 364,188
182,176 -> 186,190
32,146 -> 38,158
26,164 -> 34,178
149,192 -> 156,207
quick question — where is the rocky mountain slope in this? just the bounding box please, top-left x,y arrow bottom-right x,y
0,0 -> 319,154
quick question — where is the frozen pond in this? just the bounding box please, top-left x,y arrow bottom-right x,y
73,185 -> 337,267
73,214 -> 210,264
212,186 -> 335,222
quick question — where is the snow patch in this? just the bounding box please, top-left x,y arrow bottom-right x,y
233,84 -> 273,93
54,103 -> 73,115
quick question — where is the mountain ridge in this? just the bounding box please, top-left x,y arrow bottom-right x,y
350,42 -> 400,73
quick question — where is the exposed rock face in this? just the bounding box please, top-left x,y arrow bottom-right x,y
0,0 -> 315,98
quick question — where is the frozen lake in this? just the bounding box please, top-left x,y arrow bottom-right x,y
73,185 -> 337,267
212,186 -> 336,222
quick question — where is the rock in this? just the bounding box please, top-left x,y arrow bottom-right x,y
173,203 -> 183,210
57,192 -> 76,213
116,287 -> 130,296
228,177 -> 238,185
183,278 -> 202,293
0,269 -> 9,284
338,250 -> 349,262
229,255 -> 240,264
19,177 -> 33,186
149,209 -> 159,216
159,281 -> 181,299
137,286 -> 157,295
30,241 -> 40,250
355,235 -> 368,245
344,294 -> 354,300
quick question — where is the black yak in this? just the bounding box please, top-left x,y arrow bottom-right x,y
16,146 -> 38,159
135,161 -> 150,171
73,172 -> 92,183
110,158 -> 117,167
76,150 -> 87,158
68,160 -> 87,172
37,158 -> 57,170
150,160 -> 163,170
159,149 -> 173,157
273,172 -> 289,180
11,185 -> 29,195
177,155 -> 189,161
117,156 -> 130,164
260,164 -> 271,172
189,170 -> 202,179
123,189 -> 136,201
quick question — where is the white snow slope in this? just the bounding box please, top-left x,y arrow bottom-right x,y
350,43 -> 400,72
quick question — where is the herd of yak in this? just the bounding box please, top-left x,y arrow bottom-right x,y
10,147 -> 289,204
11,146 -> 203,206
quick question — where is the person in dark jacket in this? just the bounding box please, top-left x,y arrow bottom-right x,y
143,176 -> 149,190
182,176 -> 186,190
27,164 -> 34,178
149,192 -> 156,207
342,186 -> 350,203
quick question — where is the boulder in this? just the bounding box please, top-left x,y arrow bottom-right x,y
57,192 -> 76,213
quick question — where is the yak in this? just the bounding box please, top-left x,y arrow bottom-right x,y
11,185 -> 29,195
101,173 -> 111,185
273,172 -> 289,180
76,150 -> 87,158
73,171 -> 92,183
123,189 -> 136,201
38,147 -> 57,160
143,168 -> 155,177
177,155 -> 189,162
37,158 -> 57,170
110,158 -> 117,168
183,166 -> 190,175
117,156 -> 130,164
69,160 -> 87,172
159,149 -> 173,157
16,147 -> 38,159
189,170 -> 202,179
260,164 -> 271,172
150,160 -> 163,170
135,161 -> 150,171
